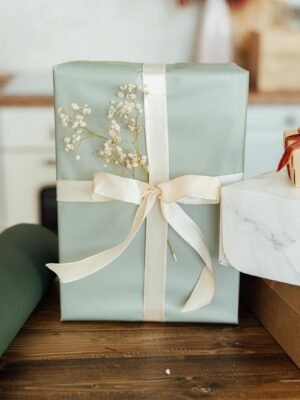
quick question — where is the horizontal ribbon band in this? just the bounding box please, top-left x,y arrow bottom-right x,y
47,171 -> 243,313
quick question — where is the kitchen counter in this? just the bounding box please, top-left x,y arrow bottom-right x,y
1,74 -> 300,106
249,91 -> 300,105
2,92 -> 300,107
0,72 -> 53,107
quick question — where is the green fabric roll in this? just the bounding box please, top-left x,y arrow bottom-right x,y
0,224 -> 57,357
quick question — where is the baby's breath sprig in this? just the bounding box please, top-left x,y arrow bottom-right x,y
58,84 -> 177,261
57,83 -> 149,180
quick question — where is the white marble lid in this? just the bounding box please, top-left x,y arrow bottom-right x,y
221,171 -> 300,286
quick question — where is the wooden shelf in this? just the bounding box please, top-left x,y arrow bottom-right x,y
0,95 -> 53,107
249,91 -> 300,104
0,92 -> 300,107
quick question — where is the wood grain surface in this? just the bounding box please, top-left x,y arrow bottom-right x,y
0,95 -> 53,107
0,282 -> 300,400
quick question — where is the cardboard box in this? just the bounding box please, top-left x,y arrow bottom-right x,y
241,274 -> 300,368
247,29 -> 300,92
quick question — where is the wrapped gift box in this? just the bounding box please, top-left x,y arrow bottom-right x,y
241,275 -> 300,368
48,61 -> 248,322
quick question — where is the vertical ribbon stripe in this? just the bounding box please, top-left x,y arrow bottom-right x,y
143,64 -> 169,322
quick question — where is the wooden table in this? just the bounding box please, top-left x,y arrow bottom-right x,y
1,283 -> 300,400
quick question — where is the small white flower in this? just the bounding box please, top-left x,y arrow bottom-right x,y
71,103 -> 80,110
82,107 -> 91,115
61,91 -> 149,178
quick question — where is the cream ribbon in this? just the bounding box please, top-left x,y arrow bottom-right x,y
143,64 -> 169,321
47,171 -> 222,313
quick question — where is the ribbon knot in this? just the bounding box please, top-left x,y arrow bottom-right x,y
47,172 -> 221,313
145,185 -> 162,199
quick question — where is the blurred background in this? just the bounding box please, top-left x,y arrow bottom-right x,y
0,0 -> 300,233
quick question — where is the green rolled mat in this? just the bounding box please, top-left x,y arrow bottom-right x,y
0,224 -> 58,357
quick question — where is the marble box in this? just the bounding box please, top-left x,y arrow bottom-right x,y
221,171 -> 300,286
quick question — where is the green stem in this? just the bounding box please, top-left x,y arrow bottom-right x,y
167,239 -> 178,262
83,127 -> 108,140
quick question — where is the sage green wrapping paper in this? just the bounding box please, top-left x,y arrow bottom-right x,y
54,61 -> 248,322
0,224 -> 57,356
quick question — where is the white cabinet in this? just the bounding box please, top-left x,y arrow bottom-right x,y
245,105 -> 300,178
0,107 -> 56,231
1,103 -> 300,231
1,108 -> 55,148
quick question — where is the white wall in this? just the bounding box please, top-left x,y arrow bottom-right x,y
0,0 -> 201,72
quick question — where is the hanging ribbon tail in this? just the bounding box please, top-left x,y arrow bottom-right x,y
181,267 -> 215,312
46,191 -> 157,283
160,201 -> 216,312
277,145 -> 294,172
277,134 -> 300,172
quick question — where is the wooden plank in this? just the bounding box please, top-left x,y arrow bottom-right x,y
0,283 -> 300,399
1,355 -> 300,399
3,325 -> 282,362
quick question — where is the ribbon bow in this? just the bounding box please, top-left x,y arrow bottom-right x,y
47,172 -> 221,312
277,129 -> 300,173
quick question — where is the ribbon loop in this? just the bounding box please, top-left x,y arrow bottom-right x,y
157,175 -> 221,204
47,172 -> 221,313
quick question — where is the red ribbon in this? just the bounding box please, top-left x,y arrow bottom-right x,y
277,128 -> 300,173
